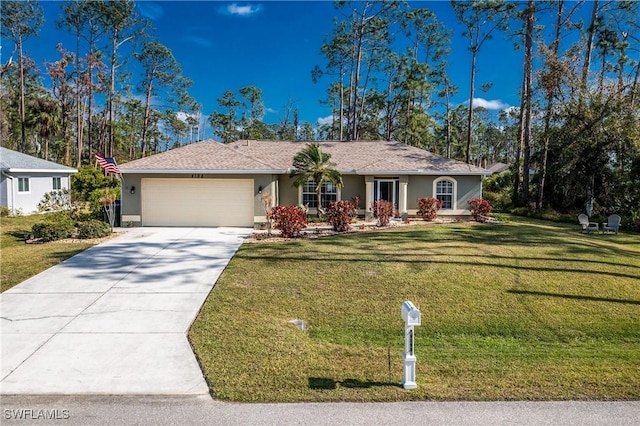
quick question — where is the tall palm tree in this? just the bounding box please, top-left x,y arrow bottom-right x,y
27,97 -> 62,160
290,142 -> 343,217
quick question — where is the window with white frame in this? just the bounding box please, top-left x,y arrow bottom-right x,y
435,178 -> 455,209
18,177 -> 30,193
52,177 -> 62,190
302,181 -> 337,208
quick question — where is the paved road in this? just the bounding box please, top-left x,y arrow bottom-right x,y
0,227 -> 250,395
1,395 -> 639,425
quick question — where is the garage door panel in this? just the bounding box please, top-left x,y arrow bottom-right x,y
141,178 -> 253,227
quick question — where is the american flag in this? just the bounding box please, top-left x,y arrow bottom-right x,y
95,153 -> 120,174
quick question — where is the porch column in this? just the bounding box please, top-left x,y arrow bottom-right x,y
365,175 -> 374,219
268,178 -> 277,208
399,177 -> 408,216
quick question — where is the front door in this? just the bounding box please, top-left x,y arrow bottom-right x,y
375,178 -> 399,207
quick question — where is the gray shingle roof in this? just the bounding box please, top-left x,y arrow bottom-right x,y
119,140 -> 491,175
118,141 -> 280,172
0,147 -> 77,173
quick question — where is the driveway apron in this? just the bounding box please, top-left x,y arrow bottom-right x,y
0,227 -> 250,394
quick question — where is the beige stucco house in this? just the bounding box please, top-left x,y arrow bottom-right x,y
118,140 -> 491,227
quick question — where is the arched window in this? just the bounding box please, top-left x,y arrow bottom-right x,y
434,177 -> 456,210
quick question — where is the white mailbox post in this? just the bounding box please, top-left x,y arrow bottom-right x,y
401,301 -> 421,389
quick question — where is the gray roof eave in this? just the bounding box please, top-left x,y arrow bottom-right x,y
120,168 -> 491,176
5,168 -> 77,174
121,169 -> 287,175
353,170 -> 492,176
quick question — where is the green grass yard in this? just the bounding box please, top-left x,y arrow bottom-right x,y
189,217 -> 640,402
0,215 -> 96,292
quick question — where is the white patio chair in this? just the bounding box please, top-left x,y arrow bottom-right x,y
578,214 -> 598,233
602,214 -> 621,235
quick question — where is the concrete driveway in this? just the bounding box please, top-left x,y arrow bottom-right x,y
0,227 -> 250,395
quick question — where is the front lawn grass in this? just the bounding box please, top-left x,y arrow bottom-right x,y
189,217 -> 640,402
0,215 -> 95,292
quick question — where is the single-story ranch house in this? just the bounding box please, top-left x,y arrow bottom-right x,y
0,147 -> 77,214
118,140 -> 491,227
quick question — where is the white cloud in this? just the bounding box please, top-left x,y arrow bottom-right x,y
176,111 -> 198,123
221,3 -> 262,16
265,107 -> 278,114
316,115 -> 333,126
466,98 -> 511,110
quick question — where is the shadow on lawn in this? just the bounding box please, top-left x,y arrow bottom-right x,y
302,224 -> 640,259
308,377 -> 401,390
237,252 -> 640,281
508,289 -> 640,305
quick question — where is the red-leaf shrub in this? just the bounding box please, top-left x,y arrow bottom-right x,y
271,205 -> 307,238
468,198 -> 493,222
325,200 -> 357,232
416,197 -> 442,221
371,200 -> 394,227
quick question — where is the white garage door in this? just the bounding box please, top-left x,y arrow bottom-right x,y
141,178 -> 254,227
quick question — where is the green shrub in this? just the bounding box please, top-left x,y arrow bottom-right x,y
371,200 -> 394,227
89,187 -> 120,220
468,198 -> 493,222
416,197 -> 442,221
31,219 -> 75,242
271,205 -> 308,238
72,166 -> 119,202
484,170 -> 512,192
77,220 -> 111,239
325,200 -> 357,232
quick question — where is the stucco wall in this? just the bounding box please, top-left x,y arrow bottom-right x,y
0,175 -> 7,207
121,172 -> 485,224
277,174 -> 366,209
121,173 -> 277,224
277,175 -> 298,206
407,175 -> 482,214
340,175 -> 366,208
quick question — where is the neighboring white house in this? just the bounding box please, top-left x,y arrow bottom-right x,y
0,147 -> 77,214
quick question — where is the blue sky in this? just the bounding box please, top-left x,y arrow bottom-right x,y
10,1 -> 585,139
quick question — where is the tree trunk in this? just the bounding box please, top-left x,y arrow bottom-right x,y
316,183 -> 322,218
351,27 -> 364,141
108,36 -> 117,157
520,0 -> 535,206
465,48 -> 477,164
445,75 -> 452,158
141,80 -> 153,157
513,77 -> 525,206
18,37 -> 27,153
339,66 -> 344,140
537,0 -> 564,211
581,0 -> 599,94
